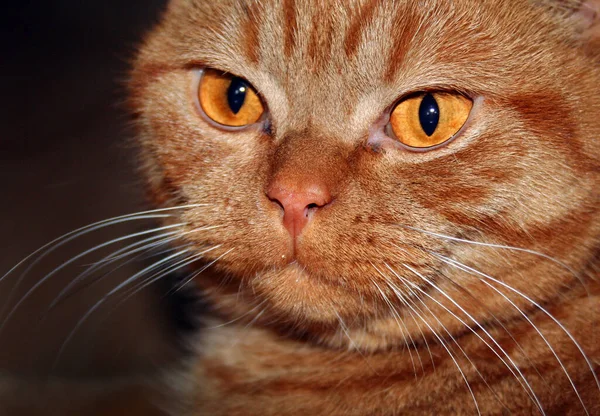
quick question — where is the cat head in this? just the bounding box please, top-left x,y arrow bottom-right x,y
130,0 -> 600,350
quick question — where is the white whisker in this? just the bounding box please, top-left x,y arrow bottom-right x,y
378,265 -> 481,416
170,248 -> 234,294
396,263 -> 544,414
432,252 -> 596,415
329,308 -> 380,375
0,204 -> 207,331
41,223 -> 222,321
369,269 -> 423,377
333,309 -> 358,351
88,228 -> 184,267
381,264 -> 514,410
1,203 -> 206,284
206,298 -> 269,329
114,245 -> 221,298
399,225 -> 585,289
52,246 -> 223,368
46,226 -> 187,311
0,223 -> 193,333
46,243 -> 194,316
95,247 -> 233,342
427,260 -> 547,384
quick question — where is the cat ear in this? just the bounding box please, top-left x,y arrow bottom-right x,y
546,0 -> 600,39
570,0 -> 600,37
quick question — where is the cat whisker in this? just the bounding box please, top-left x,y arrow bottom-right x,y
398,277 -> 511,414
0,204 -> 207,333
333,309 -> 358,352
97,246 -> 233,343
395,262 -> 544,414
46,225 -> 187,312
397,224 -> 586,290
377,265 -> 481,416
412,248 -> 548,385
87,228 -> 184,267
431,252 -> 597,415
1,203 -> 206,284
404,307 -> 436,372
0,222 -> 193,335
227,304 -> 269,350
51,248 -> 191,368
94,224 -> 227,306
381,264 -> 513,412
368,272 -> 421,378
371,264 -> 437,371
114,245 -> 222,300
169,247 -> 234,294
40,223 -> 222,326
46,242 -> 194,316
332,308 -> 379,375
52,245 -> 222,369
242,307 -> 267,332
206,298 -> 269,330
45,244 -> 196,369
119,224 -> 228,299
0,214 -> 177,325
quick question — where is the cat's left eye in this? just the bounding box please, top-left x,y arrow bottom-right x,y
197,69 -> 265,128
389,92 -> 473,149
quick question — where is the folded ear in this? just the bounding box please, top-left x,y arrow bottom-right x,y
537,0 -> 600,55
546,0 -> 600,39
569,0 -> 600,37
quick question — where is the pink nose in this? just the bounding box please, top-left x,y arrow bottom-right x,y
267,179 -> 332,239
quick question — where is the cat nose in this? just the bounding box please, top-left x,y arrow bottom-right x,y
266,178 -> 332,239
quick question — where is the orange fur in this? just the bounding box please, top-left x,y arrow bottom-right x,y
130,0 -> 600,414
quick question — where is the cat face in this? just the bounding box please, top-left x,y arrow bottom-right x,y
131,0 -> 600,349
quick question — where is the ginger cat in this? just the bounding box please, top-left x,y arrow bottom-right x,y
131,0 -> 600,414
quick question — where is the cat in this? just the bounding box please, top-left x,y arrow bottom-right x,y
4,0 -> 599,414
125,0 -> 600,414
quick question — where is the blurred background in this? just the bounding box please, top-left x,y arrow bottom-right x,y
0,1 -> 187,413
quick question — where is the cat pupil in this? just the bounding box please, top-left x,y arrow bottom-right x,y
227,77 -> 248,114
419,94 -> 440,136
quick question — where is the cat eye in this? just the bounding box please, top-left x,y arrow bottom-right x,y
197,69 -> 265,127
389,92 -> 473,149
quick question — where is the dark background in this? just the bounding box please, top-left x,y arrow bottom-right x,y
0,0 -> 183,412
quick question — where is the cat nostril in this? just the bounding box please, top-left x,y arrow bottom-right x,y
270,197 -> 285,212
266,179 -> 332,239
306,203 -> 320,209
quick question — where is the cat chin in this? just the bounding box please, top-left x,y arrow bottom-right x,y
249,263 -> 375,323
199,261 -> 433,347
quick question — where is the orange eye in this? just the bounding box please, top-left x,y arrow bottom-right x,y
198,69 -> 264,127
389,92 -> 472,149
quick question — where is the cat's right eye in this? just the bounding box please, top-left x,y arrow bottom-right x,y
197,69 -> 265,128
